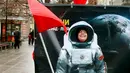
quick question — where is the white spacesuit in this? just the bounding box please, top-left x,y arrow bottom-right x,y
55,21 -> 107,73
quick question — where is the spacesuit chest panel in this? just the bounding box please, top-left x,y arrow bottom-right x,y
71,49 -> 93,65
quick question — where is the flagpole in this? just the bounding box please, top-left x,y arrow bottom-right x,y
39,33 -> 55,73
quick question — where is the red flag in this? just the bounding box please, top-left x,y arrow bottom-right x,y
28,0 -> 67,33
73,0 -> 87,4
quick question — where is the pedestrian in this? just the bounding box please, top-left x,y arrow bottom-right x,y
30,30 -> 34,45
28,32 -> 32,45
55,21 -> 107,73
14,27 -> 21,49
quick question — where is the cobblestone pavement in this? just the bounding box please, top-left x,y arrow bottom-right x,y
0,41 -> 34,73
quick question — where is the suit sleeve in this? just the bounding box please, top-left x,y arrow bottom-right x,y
94,48 -> 107,73
55,49 -> 68,73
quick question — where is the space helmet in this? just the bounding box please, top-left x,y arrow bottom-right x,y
68,21 -> 94,48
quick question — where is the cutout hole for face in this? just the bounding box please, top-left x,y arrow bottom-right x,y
69,26 -> 94,43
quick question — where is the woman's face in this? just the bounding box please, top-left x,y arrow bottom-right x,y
78,30 -> 88,42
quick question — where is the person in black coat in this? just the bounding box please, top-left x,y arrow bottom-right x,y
34,29 -> 61,73
30,30 -> 34,45
28,32 -> 32,45
14,27 -> 21,49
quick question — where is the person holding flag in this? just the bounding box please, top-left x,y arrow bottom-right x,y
28,0 -> 67,73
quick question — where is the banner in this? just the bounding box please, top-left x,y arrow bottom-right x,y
34,5 -> 130,73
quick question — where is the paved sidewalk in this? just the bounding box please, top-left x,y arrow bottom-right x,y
0,41 -> 34,73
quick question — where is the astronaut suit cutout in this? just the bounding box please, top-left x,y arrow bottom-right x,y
55,21 -> 107,73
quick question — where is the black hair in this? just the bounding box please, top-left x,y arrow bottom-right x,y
69,25 -> 94,43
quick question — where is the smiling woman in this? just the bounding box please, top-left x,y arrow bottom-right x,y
77,29 -> 88,42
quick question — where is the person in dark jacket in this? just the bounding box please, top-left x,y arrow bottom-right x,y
30,30 -> 34,45
14,27 -> 21,49
28,32 -> 32,45
34,29 -> 60,73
